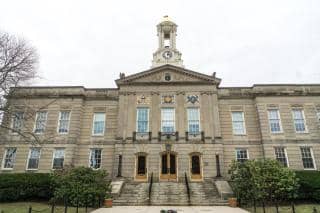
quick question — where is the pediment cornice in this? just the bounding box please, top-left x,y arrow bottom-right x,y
115,64 -> 221,86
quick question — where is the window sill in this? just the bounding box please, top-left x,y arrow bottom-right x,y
58,132 -> 69,135
26,169 -> 38,171
295,131 -> 309,134
270,131 -> 284,134
91,134 -> 105,137
233,134 -> 247,136
1,168 -> 13,171
303,168 -> 316,171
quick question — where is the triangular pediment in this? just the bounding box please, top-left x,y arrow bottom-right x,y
115,64 -> 221,86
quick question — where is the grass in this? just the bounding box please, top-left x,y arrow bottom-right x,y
0,202 -> 95,213
244,204 -> 320,213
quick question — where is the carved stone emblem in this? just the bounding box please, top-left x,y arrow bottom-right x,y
187,95 -> 199,104
162,95 -> 175,104
137,95 -> 151,105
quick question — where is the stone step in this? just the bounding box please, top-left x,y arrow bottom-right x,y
113,180 -> 228,206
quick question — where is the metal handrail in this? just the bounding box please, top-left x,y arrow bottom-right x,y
148,172 -> 153,205
184,172 -> 191,204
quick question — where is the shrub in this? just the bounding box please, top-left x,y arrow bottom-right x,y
295,170 -> 320,201
51,166 -> 110,207
0,173 -> 52,202
229,159 -> 299,206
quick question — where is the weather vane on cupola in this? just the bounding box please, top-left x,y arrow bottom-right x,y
151,16 -> 184,68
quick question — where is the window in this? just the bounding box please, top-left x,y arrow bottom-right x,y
92,113 -> 105,135
187,108 -> 200,134
231,112 -> 246,135
58,111 -> 70,134
89,149 -> 102,169
317,111 -> 320,122
300,147 -> 315,169
161,108 -> 175,133
34,111 -> 47,134
268,109 -> 282,133
52,148 -> 64,169
27,148 -> 41,170
2,148 -> 17,169
292,109 -> 307,133
274,147 -> 288,167
136,108 -> 149,133
12,112 -> 24,133
236,149 -> 248,163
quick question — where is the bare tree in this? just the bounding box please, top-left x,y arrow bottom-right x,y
0,30 -> 40,143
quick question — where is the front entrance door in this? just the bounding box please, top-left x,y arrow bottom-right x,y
191,155 -> 202,180
136,155 -> 147,180
160,153 -> 177,181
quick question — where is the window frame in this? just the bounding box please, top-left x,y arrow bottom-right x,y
89,148 -> 102,170
231,111 -> 246,135
57,111 -> 71,134
1,147 -> 17,170
268,109 -> 283,134
11,111 -> 24,134
274,147 -> 289,167
26,148 -> 41,171
136,107 -> 149,133
52,148 -> 65,170
33,111 -> 48,134
187,107 -> 201,134
235,148 -> 249,163
92,112 -> 106,136
292,109 -> 308,133
300,146 -> 316,170
161,108 -> 175,133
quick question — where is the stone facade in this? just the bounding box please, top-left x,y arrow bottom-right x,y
0,17 -> 320,183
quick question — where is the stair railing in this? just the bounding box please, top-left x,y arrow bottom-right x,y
184,172 -> 191,204
148,172 -> 153,205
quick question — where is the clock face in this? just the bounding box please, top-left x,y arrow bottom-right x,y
162,51 -> 173,59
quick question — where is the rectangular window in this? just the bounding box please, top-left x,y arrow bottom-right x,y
232,111 -> 246,135
236,149 -> 248,163
274,147 -> 288,167
187,108 -> 200,133
12,112 -> 24,133
268,109 -> 282,133
34,111 -> 47,134
317,112 -> 320,122
136,108 -> 149,133
27,148 -> 41,170
52,148 -> 65,169
58,111 -> 70,134
161,108 -> 175,133
292,109 -> 307,133
92,113 -> 105,135
2,148 -> 17,169
89,149 -> 102,169
300,147 -> 315,169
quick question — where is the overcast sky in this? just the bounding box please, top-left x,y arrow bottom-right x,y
1,0 -> 319,88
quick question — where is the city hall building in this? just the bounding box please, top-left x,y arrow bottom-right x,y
1,17 -> 320,198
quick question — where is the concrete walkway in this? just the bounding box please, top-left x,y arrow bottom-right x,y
92,206 -> 249,213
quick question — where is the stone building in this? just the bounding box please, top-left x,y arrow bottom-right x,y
1,16 -> 320,205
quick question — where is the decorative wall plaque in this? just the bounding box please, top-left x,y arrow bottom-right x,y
136,95 -> 151,105
162,95 -> 175,104
186,95 -> 199,104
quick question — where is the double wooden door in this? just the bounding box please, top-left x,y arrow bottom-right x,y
160,153 -> 177,181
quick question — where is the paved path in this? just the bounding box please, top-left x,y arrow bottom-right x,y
92,206 -> 249,213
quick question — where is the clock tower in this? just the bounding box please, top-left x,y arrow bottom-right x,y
151,16 -> 184,68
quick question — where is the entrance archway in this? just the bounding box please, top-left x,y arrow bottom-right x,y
160,152 -> 177,181
135,153 -> 147,181
190,153 -> 202,180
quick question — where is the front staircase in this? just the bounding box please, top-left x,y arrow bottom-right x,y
113,179 -> 228,206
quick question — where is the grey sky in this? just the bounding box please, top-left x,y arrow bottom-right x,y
1,0 -> 319,88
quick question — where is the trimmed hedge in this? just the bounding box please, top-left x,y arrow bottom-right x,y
295,170 -> 320,201
0,173 -> 53,202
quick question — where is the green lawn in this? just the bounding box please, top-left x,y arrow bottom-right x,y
245,204 -> 320,213
0,202 -> 95,213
